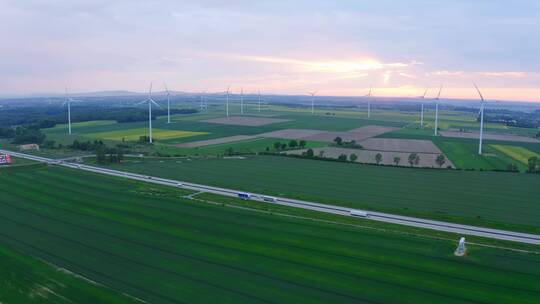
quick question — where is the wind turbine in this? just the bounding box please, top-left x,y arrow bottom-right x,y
164,83 -> 171,124
200,91 -> 205,111
240,88 -> 244,115
137,83 -> 161,144
474,83 -> 486,155
434,85 -> 443,136
366,86 -> 373,118
419,88 -> 429,128
63,87 -> 77,135
308,91 -> 316,114
226,85 -> 230,117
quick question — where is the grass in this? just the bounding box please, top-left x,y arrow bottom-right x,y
86,128 -> 208,141
94,155 -> 540,234
491,145 -> 539,165
173,138 -> 328,156
0,244 -> 138,303
435,141 -> 527,171
0,165 -> 539,303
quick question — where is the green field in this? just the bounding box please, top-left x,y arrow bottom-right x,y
0,165 -> 539,303
86,128 -> 208,141
94,155 -> 540,233
436,141 -> 527,171
0,244 -> 137,303
175,137 -> 327,156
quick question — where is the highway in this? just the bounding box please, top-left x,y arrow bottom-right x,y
3,149 -> 540,245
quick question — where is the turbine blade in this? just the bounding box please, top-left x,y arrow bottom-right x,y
135,99 -> 149,106
150,99 -> 161,108
163,82 -> 169,95
473,83 -> 485,102
421,88 -> 428,98
435,85 -> 443,100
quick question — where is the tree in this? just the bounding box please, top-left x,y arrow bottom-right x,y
414,154 -> 420,166
375,153 -> 383,165
273,141 -> 282,150
225,147 -> 235,156
536,131 -> 540,139
96,146 -> 106,164
42,140 -> 56,149
281,143 -> 287,150
318,150 -> 325,158
393,156 -> 401,166
338,154 -> 348,161
507,163 -> 518,172
349,153 -> 358,162
289,140 -> 298,149
408,153 -> 418,167
334,136 -> 343,146
528,156 -> 538,173
299,140 -> 307,149
305,148 -> 314,157
436,154 -> 446,168
117,149 -> 124,163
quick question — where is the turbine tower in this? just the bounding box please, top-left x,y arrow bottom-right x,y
137,83 -> 161,144
434,85 -> 443,136
200,91 -> 205,111
63,87 -> 77,135
366,86 -> 373,118
226,85 -> 230,117
419,88 -> 428,128
240,88 -> 244,115
474,83 -> 486,155
308,91 -> 316,114
164,83 -> 171,124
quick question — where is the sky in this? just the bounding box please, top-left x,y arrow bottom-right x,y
1,0 -> 539,102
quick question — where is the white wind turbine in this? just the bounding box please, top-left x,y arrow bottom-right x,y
434,85 -> 443,136
308,91 -> 316,114
164,83 -> 171,124
474,83 -> 486,155
366,86 -> 373,118
63,87 -> 78,135
226,85 -> 230,117
419,88 -> 428,127
240,88 -> 244,115
137,83 -> 161,144
200,91 -> 205,111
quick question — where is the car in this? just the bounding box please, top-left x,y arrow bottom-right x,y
262,196 -> 277,202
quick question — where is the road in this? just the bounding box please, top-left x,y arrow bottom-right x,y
3,149 -> 540,245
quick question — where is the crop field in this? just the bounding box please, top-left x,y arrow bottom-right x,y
440,131 -> 540,143
174,137 -> 327,156
434,141 -> 527,171
491,145 -> 539,165
0,244 -> 137,303
201,116 -> 291,126
86,128 -> 208,141
96,155 -> 540,233
286,147 -> 454,168
0,165 -> 539,303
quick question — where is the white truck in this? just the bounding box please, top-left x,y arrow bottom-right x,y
349,209 -> 368,217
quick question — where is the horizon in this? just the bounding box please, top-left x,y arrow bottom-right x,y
1,1 -> 539,102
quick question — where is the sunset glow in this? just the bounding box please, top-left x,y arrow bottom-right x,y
0,1 -> 538,102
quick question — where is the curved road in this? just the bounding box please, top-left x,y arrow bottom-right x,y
3,149 -> 540,245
